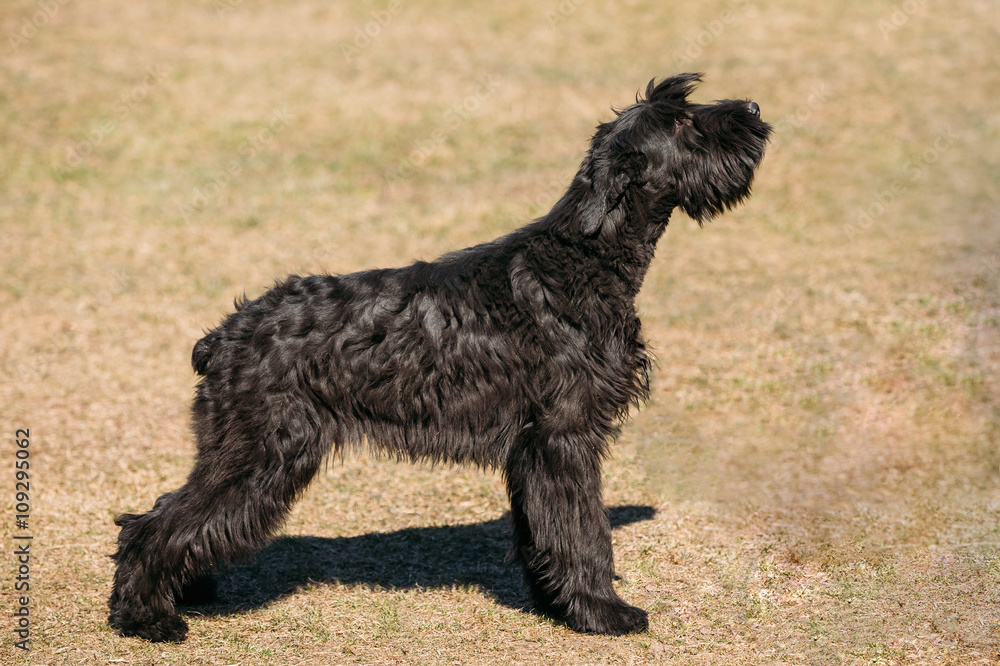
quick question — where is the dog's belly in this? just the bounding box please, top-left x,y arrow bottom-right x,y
332,338 -> 527,464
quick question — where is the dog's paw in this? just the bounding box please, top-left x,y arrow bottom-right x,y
565,597 -> 649,636
598,603 -> 649,635
110,609 -> 189,643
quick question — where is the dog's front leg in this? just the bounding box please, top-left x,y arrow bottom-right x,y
504,429 -> 648,635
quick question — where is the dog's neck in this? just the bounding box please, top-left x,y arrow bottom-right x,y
542,180 -> 670,298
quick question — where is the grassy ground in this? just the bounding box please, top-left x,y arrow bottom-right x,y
2,0 -> 998,663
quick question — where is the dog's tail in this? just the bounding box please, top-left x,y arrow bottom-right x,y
191,329 -> 222,376
192,294 -> 251,375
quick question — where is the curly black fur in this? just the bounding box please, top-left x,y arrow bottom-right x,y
109,74 -> 771,642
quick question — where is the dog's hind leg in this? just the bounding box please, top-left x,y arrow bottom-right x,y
504,428 -> 648,635
109,392 -> 329,642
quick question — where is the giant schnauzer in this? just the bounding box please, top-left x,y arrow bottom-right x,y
110,73 -> 771,642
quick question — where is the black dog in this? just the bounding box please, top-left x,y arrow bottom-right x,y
110,73 -> 771,642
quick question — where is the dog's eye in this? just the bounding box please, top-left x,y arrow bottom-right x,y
674,117 -> 691,129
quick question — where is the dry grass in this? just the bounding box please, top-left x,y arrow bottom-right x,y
2,0 -> 999,663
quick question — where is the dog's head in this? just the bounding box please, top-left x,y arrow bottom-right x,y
579,73 -> 772,235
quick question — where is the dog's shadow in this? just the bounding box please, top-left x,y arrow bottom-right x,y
191,505 -> 656,617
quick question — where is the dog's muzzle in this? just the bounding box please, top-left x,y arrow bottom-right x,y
747,101 -> 760,117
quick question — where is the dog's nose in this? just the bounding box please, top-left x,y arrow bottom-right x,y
747,101 -> 760,117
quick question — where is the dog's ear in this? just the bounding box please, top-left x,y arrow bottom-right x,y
644,73 -> 702,103
581,133 -> 648,236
